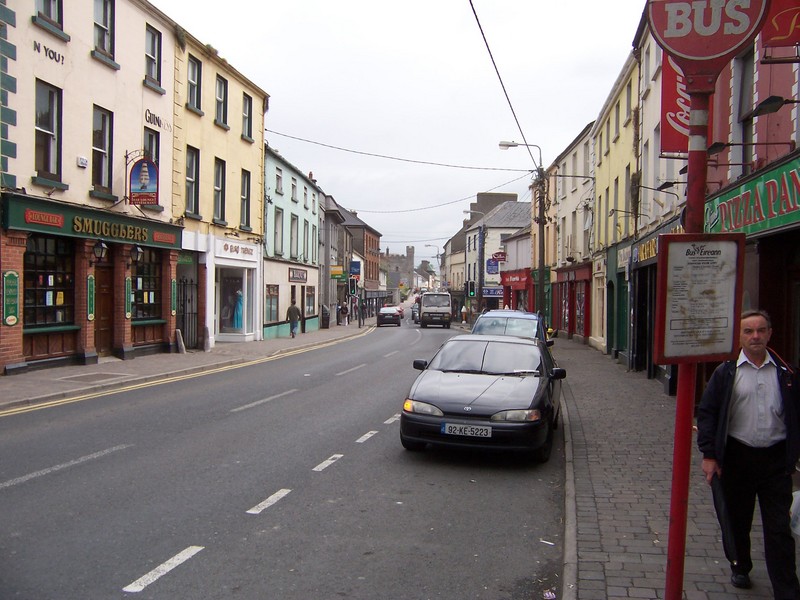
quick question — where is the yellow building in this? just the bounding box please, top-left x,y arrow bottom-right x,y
171,31 -> 269,347
589,52 -> 640,354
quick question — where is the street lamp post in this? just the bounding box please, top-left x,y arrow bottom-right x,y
499,141 -> 547,320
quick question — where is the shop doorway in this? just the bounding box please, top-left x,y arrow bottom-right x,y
95,265 -> 114,356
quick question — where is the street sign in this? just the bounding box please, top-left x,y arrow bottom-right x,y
647,0 -> 769,92
492,251 -> 507,261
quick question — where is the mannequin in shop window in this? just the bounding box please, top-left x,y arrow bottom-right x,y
233,290 -> 243,329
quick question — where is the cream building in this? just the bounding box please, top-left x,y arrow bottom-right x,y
0,0 -> 184,372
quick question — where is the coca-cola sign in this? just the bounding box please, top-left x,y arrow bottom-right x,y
648,0 -> 769,92
660,56 -> 714,154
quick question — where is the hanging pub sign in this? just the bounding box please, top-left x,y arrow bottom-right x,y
129,158 -> 159,205
3,270 -> 19,326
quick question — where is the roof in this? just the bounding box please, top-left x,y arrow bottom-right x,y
467,201 -> 531,230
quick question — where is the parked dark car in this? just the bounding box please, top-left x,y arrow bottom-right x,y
400,335 -> 566,462
377,306 -> 402,327
472,309 -> 551,346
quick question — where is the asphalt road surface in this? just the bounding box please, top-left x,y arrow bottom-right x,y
0,321 -> 565,599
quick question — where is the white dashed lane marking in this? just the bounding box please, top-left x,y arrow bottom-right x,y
122,546 -> 204,593
356,431 -> 378,443
230,389 -> 298,413
246,488 -> 292,515
312,454 -> 344,471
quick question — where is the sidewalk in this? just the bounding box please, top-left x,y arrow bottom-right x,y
0,317 -> 377,411
1,322 -> 795,598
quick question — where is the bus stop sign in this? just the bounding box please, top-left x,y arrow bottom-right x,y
647,0 -> 769,92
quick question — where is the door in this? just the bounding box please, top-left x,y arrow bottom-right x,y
95,265 -> 114,356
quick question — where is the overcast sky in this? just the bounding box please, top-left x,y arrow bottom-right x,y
152,0 -> 647,266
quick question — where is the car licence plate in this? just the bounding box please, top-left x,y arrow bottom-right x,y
441,423 -> 491,437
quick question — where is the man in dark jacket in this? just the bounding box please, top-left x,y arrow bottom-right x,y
696,309 -> 800,598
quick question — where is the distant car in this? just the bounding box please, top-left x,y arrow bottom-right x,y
472,309 -> 551,346
400,335 -> 566,462
377,306 -> 402,327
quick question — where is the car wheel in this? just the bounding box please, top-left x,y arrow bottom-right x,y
532,423 -> 554,463
421,322 -> 427,328
445,322 -> 451,329
400,434 -> 426,451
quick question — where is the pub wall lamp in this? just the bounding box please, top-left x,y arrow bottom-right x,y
89,240 -> 108,267
752,95 -> 800,118
608,208 -> 640,217
127,244 -> 144,269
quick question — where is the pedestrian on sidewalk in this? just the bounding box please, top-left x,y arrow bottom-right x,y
340,302 -> 349,326
286,300 -> 302,338
696,309 -> 800,599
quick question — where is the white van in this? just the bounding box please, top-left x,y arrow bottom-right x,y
419,292 -> 451,328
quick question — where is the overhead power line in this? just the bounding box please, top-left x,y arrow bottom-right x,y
266,129 -> 531,173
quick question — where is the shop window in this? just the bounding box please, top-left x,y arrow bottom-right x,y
220,272 -> 244,332
132,248 -> 161,319
305,286 -> 315,317
265,284 -> 279,323
23,235 -> 74,326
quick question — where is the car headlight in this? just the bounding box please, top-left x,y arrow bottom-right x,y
403,399 -> 444,416
490,409 -> 542,422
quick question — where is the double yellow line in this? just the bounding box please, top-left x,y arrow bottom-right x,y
0,327 -> 374,418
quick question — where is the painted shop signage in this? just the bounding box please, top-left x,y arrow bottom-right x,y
214,239 -> 258,262
704,156 -> 800,235
1,195 -> 182,249
289,268 -> 307,283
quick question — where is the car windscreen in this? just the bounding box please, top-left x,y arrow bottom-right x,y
429,340 -> 542,374
422,294 -> 450,308
473,316 -> 539,339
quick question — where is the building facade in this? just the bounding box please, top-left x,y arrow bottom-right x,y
1,0 -> 183,373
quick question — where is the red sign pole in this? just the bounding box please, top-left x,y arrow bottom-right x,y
645,2 -> 769,597
664,91 -> 709,600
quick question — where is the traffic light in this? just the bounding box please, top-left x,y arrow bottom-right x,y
467,280 -> 476,297
348,277 -> 358,296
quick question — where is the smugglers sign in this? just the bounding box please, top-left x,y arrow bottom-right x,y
704,155 -> 800,235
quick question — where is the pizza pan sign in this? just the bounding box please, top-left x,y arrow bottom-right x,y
647,0 -> 769,92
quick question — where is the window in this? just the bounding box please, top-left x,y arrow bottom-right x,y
242,93 -> 253,139
597,132 -> 603,164
312,192 -> 317,214
304,286 -> 315,317
275,167 -> 283,194
215,76 -> 228,126
614,102 -> 620,139
312,225 -> 317,263
605,121 -> 610,153
35,80 -> 62,181
187,55 -> 202,112
274,207 -> 284,255
23,235 -> 74,326
303,186 -> 308,208
303,220 -> 309,262
36,0 -> 62,27
290,214 -> 299,258
291,177 -> 298,202
571,153 -> 578,191
625,81 -> 632,119
738,48 -> 755,175
143,126 -> 159,164
265,284 -> 279,323
240,169 -> 251,229
214,158 -> 226,223
131,248 -> 161,320
145,25 -> 161,85
583,141 -> 590,178
92,105 -> 113,192
93,0 -> 114,56
185,146 -> 200,215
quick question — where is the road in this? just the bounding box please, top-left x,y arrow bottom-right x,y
0,320 -> 565,599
